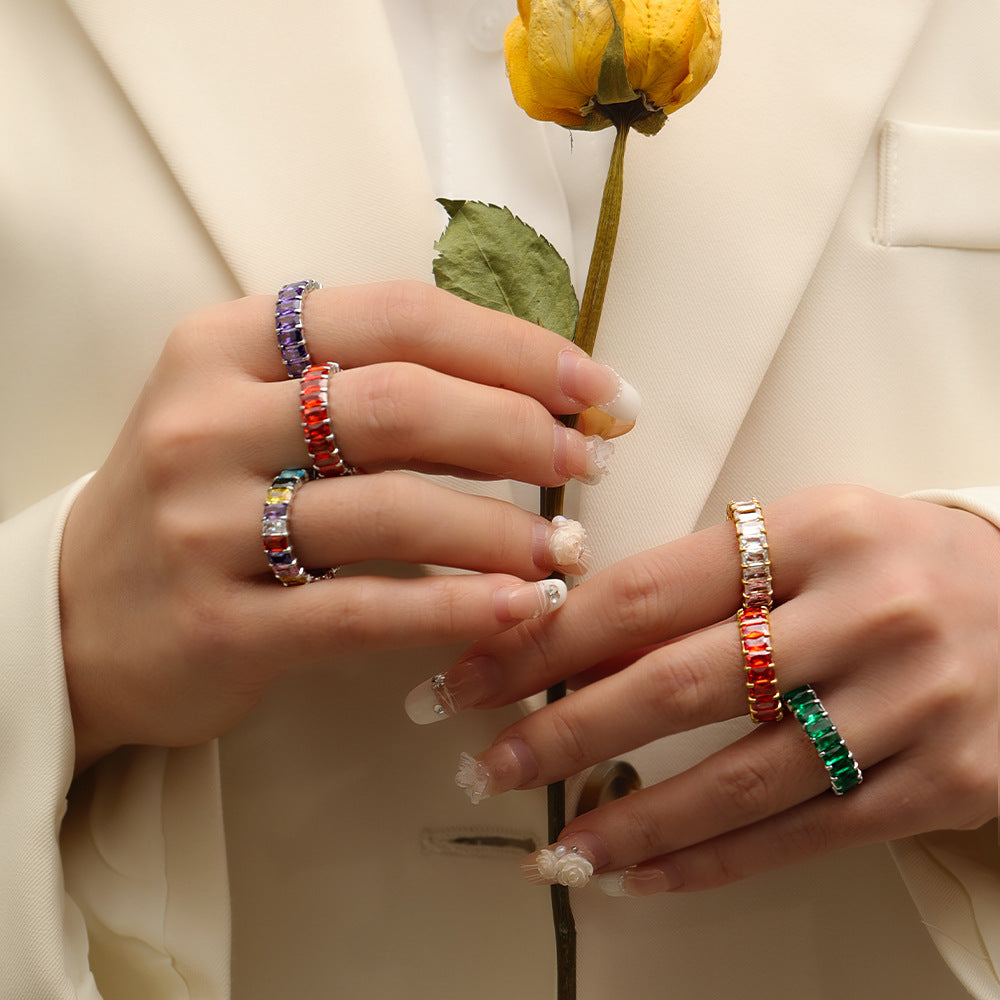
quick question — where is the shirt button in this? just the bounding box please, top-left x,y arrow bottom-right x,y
575,760 -> 643,816
465,0 -> 509,53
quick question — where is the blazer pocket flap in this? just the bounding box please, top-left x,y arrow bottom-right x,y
876,120 -> 1000,249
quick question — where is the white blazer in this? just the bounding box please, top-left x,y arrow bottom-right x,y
1,1 -> 998,997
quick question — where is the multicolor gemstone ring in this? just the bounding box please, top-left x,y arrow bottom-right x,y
727,498 -> 773,610
262,468 -> 336,585
784,685 -> 864,795
276,280 -> 321,379
300,362 -> 358,478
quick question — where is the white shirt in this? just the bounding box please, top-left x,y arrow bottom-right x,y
382,0 -> 613,294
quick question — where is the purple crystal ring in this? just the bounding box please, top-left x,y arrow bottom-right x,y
262,469 -> 336,585
275,280 -> 321,379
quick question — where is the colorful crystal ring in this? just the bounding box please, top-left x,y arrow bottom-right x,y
300,362 -> 358,477
727,499 -> 772,610
262,468 -> 336,585
784,685 -> 864,795
275,280 -> 321,379
737,606 -> 783,723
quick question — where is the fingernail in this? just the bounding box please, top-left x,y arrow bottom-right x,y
557,351 -> 641,422
520,832 -> 610,888
404,655 -> 501,725
553,425 -> 615,485
596,862 -> 684,897
533,516 -> 591,575
495,579 -> 567,622
455,737 -> 538,803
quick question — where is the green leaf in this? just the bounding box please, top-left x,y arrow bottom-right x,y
596,5 -> 637,106
433,200 -> 579,341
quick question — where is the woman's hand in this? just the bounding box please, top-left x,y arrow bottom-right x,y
59,281 -> 638,772
422,485 -> 999,892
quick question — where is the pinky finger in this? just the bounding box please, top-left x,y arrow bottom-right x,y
596,760 -> 927,897
240,573 -> 568,667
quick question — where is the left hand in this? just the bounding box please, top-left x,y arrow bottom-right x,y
415,485 -> 1000,893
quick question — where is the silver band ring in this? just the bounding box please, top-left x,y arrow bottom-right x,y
275,280 -> 320,379
262,468 -> 336,584
784,685 -> 863,795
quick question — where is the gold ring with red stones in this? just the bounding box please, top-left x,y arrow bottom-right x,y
737,605 -> 783,724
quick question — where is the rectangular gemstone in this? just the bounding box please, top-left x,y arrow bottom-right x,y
813,733 -> 842,754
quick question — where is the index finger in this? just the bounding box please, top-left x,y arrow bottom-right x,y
418,492 -> 832,717
448,523 -> 742,709
201,281 -> 639,419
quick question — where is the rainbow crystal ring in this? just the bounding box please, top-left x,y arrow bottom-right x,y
727,499 -> 772,610
737,606 -> 783,723
262,468 -> 335,585
784,685 -> 863,795
300,362 -> 358,477
275,280 -> 321,379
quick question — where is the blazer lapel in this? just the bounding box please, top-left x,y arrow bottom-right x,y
577,0 -> 937,559
64,0 -> 441,291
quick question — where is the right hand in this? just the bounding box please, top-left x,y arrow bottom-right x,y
58,281 -> 637,771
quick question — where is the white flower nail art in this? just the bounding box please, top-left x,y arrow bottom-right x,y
455,751 -> 490,804
548,516 -> 591,573
522,844 -> 595,887
583,436 -> 615,484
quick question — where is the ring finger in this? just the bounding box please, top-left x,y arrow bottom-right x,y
235,471 -> 593,579
523,683 -> 893,887
451,589 -> 877,796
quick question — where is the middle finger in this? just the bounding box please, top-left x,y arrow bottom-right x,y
230,471 -> 593,580
248,364 -> 613,486
451,598 -> 836,795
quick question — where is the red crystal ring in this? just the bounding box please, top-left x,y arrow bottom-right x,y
300,362 -> 358,478
276,280 -> 320,379
737,606 -> 784,724
727,499 -> 772,610
262,468 -> 336,585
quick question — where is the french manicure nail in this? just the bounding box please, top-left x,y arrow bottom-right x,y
596,863 -> 684,897
405,673 -> 459,725
557,351 -> 641,422
495,578 -> 567,622
600,372 -> 641,423
595,871 -> 630,896
533,516 -> 591,574
404,655 -> 501,725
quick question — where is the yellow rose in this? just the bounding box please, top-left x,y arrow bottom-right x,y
505,0 -> 721,130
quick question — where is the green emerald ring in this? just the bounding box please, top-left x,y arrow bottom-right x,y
784,686 -> 863,796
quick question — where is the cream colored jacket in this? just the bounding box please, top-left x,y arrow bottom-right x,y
2,1 -> 999,998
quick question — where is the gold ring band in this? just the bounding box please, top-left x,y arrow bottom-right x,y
727,499 -> 772,610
